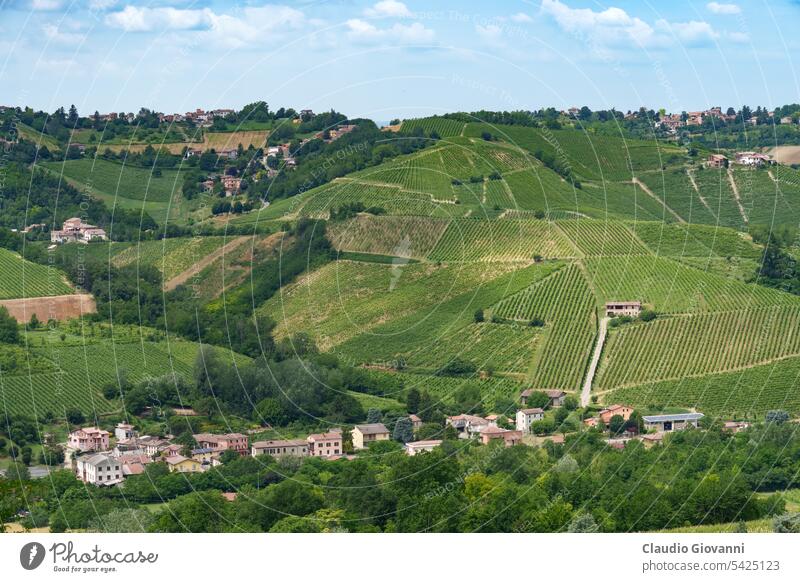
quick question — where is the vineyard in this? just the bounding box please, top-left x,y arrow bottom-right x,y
362,369 -> 523,406
597,306 -> 800,389
400,116 -> 466,138
258,259 -> 514,350
0,337 -> 230,416
326,215 -> 448,259
602,355 -> 800,418
583,255 -> 798,313
555,219 -> 650,256
0,248 -> 74,299
111,236 -> 231,280
427,218 -> 576,262
631,221 -> 763,258
492,264 -> 596,390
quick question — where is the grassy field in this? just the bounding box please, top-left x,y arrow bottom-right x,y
88,130 -> 268,154
0,248 -> 74,299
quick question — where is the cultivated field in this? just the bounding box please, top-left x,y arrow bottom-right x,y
0,248 -> 74,299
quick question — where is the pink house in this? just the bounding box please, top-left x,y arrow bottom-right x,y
68,427 -> 110,452
306,431 -> 342,457
480,426 -> 523,447
194,433 -> 249,456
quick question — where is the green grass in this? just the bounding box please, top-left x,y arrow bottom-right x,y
0,248 -> 73,299
401,117 -> 466,138
555,219 -> 650,256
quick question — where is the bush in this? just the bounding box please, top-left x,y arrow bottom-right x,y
527,317 -> 545,327
639,309 -> 657,322
435,358 -> 477,377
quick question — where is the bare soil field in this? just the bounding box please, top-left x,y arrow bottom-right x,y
768,145 -> 800,165
0,294 -> 96,322
102,130 -> 268,154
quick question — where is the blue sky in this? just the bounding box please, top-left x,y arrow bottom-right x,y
0,0 -> 798,120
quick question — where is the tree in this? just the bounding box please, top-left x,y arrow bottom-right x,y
366,408 -> 383,424
568,513 -> 599,532
766,410 -> 789,424
5,460 -> 30,481
406,387 -> 420,414
773,513 -> 800,533
608,414 -> 626,435
525,391 -> 550,409
393,417 -> 414,443
88,508 -> 155,533
0,307 -> 19,344
65,408 -> 85,426
28,313 -> 40,330
473,309 -> 484,323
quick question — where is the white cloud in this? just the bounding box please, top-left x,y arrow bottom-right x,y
510,12 -> 533,23
707,2 -> 741,15
105,6 -> 214,32
43,23 -> 86,44
364,0 -> 412,18
104,4 -> 307,48
89,0 -> 118,10
657,19 -> 719,46
346,18 -> 433,44
541,0 -> 723,51
727,30 -> 749,43
540,0 -> 659,48
31,0 -> 64,10
475,24 -> 503,43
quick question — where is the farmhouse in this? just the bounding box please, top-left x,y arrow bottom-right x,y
68,427 -> 110,452
251,439 -> 309,458
352,423 -> 390,449
480,426 -> 523,447
408,414 -> 423,429
605,301 -> 641,317
405,440 -> 442,456
76,453 -> 122,486
734,151 -> 771,166
516,408 -> 545,433
599,404 -> 634,424
707,154 -> 727,168
51,217 -> 107,244
446,414 -> 492,438
643,412 -> 704,432
545,389 -> 567,407
307,430 -> 342,457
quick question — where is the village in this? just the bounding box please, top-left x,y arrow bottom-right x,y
62,387 -> 724,488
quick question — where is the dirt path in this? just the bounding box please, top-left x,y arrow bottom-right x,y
164,236 -> 250,291
581,316 -> 609,406
631,177 -> 686,223
686,168 -> 717,219
726,168 -> 749,225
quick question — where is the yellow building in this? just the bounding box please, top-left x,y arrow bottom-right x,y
166,455 -> 203,473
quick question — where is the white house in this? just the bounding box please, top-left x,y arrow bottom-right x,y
76,453 -> 123,486
114,423 -> 136,441
516,408 -> 544,433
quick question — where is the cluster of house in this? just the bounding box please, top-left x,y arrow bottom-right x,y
96,108 -> 235,127
582,404 -> 708,449
443,389 -> 569,448
653,107 -> 797,134
707,151 -> 773,168
50,217 -> 107,244
67,424 -> 252,486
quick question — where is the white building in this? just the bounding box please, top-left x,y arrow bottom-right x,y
50,217 -> 107,244
405,440 -> 442,456
76,453 -> 123,486
516,408 -> 545,433
643,412 -> 704,432
114,423 -> 136,441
